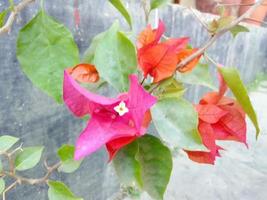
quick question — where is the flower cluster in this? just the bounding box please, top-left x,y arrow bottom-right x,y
186,72 -> 247,164
137,20 -> 201,82
63,21 -> 251,167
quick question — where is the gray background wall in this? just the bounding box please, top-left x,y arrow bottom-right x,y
0,0 -> 267,200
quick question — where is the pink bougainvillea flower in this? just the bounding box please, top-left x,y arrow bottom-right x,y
67,63 -> 99,83
63,71 -> 157,160
106,110 -> 152,161
185,71 -> 247,164
137,20 -> 203,82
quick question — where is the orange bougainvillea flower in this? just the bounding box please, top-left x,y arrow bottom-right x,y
138,38 -> 189,83
137,20 -> 165,49
185,71 -> 247,164
137,20 -> 190,82
67,63 -> 99,83
177,48 -> 202,73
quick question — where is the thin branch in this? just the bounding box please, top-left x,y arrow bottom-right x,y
1,152 -> 15,175
3,161 -> 61,185
141,0 -> 150,24
9,143 -> 23,156
0,0 -> 35,36
190,7 -> 210,31
176,0 -> 265,71
2,180 -> 19,200
204,53 -> 219,66
149,83 -> 160,94
140,77 -> 146,85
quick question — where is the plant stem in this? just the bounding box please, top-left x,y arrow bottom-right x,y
141,0 -> 150,24
176,0 -> 265,71
0,0 -> 35,36
2,161 -> 61,185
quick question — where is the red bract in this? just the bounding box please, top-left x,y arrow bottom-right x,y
186,72 -> 247,164
137,20 -> 190,82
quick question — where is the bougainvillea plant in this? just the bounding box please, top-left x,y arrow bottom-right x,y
0,0 -> 263,199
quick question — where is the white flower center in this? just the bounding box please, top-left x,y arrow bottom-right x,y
114,101 -> 129,116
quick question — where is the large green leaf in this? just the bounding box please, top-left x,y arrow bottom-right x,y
136,135 -> 172,200
151,98 -> 206,150
109,0 -> 132,28
82,32 -> 105,64
113,141 -> 142,187
150,0 -> 170,10
176,63 -> 215,89
15,146 -> 44,171
94,21 -> 137,92
0,135 -> 19,152
48,181 -> 83,200
218,67 -> 260,137
0,178 -> 5,195
17,10 -> 79,103
57,145 -> 82,173
113,135 -> 172,200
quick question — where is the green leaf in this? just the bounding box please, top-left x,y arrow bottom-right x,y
17,10 -> 79,103
15,146 -> 44,171
48,181 -> 83,200
113,141 -> 142,187
176,63 -> 215,89
57,145 -> 82,173
0,135 -> 19,152
230,24 -> 249,38
136,135 -> 172,200
113,135 -> 172,200
209,16 -> 234,33
109,0 -> 132,29
94,21 -> 137,92
0,160 -> 2,172
0,178 -> 5,195
218,67 -> 260,137
151,98 -> 206,150
82,32 -> 105,64
217,16 -> 234,30
155,77 -> 186,99
0,9 -> 8,28
150,0 -> 170,10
